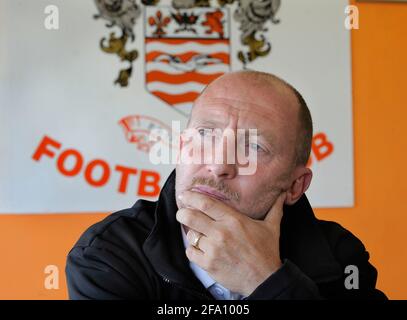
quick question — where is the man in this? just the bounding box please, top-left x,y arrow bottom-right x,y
66,71 -> 386,299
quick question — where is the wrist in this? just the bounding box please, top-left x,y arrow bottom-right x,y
243,260 -> 283,296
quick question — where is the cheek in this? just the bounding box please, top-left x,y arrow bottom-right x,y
175,164 -> 205,209
236,174 -> 282,217
238,170 -> 277,196
175,164 -> 202,191
179,131 -> 204,163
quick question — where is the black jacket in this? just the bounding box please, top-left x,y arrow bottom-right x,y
66,170 -> 386,300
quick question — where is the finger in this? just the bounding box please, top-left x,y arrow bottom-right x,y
185,244 -> 207,268
186,230 -> 209,253
264,191 -> 286,226
178,190 -> 235,221
176,207 -> 214,236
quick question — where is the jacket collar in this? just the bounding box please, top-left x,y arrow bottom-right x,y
143,170 -> 208,294
143,170 -> 342,294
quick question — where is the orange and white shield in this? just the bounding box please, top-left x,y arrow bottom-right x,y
144,6 -> 231,116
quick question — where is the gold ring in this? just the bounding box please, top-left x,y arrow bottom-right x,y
191,232 -> 203,249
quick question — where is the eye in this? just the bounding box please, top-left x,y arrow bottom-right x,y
197,128 -> 214,137
248,143 -> 265,152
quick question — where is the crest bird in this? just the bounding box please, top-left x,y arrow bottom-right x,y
154,54 -> 222,72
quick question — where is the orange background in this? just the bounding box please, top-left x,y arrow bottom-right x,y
1,2 -> 406,299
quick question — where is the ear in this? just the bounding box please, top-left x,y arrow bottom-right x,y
285,167 -> 313,205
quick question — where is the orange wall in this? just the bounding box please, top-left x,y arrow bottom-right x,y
316,1 -> 407,299
1,2 -> 406,299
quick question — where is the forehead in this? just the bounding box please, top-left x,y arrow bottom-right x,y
190,95 -> 297,140
189,73 -> 300,143
193,74 -> 298,118
192,97 -> 268,123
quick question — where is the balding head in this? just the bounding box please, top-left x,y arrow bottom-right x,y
193,70 -> 313,166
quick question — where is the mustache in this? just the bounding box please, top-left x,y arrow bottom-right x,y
190,177 -> 240,202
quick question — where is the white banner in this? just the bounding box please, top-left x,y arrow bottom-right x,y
0,0 -> 353,213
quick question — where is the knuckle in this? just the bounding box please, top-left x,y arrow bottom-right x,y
177,208 -> 187,220
212,228 -> 225,242
229,216 -> 243,230
210,243 -> 220,256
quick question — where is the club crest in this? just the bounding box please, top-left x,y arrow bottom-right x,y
93,0 -> 281,116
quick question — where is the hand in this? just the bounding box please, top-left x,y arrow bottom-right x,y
176,190 -> 286,296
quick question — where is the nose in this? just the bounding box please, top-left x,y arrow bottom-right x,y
206,162 -> 237,179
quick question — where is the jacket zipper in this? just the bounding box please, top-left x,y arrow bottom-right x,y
160,274 -> 213,300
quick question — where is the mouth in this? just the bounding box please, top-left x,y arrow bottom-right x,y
191,186 -> 229,201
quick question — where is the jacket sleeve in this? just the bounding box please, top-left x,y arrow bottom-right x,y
66,245 -> 153,300
245,259 -> 322,300
317,227 -> 388,300
246,228 -> 387,300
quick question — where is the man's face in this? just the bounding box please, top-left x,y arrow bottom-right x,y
175,75 -> 300,219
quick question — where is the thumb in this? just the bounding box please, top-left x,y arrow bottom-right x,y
264,191 -> 287,226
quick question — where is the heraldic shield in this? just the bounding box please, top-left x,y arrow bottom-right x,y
144,6 -> 231,117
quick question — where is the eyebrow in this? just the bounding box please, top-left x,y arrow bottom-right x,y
236,126 -> 274,140
189,119 -> 226,128
256,129 -> 275,142
190,119 -> 275,141
243,130 -> 276,152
